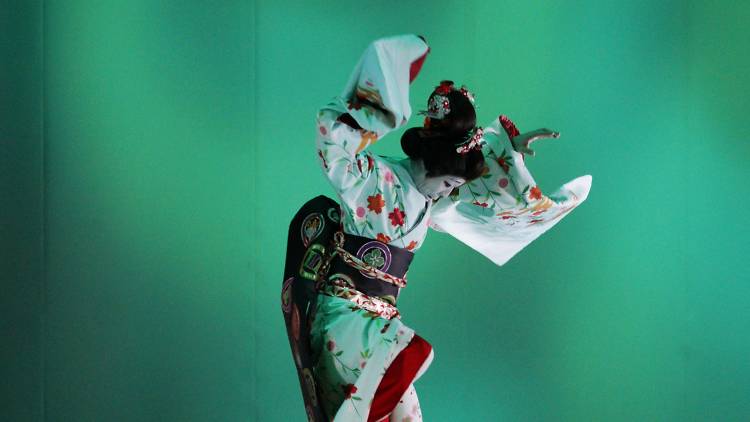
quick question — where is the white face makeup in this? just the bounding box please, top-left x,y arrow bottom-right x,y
418,174 -> 465,201
408,159 -> 465,201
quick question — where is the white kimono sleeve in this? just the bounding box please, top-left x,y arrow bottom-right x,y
314,34 -> 430,194
429,114 -> 593,266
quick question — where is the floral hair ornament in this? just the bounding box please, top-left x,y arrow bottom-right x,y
455,126 -> 485,154
418,80 -> 477,120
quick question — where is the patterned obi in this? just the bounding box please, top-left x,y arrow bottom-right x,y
286,195 -> 415,321
317,230 -> 415,320
283,194 -> 416,421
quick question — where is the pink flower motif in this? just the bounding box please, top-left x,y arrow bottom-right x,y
356,206 -> 366,218
359,360 -> 367,369
318,125 -> 327,136
384,170 -> 394,184
498,178 -> 509,188
327,340 -> 336,351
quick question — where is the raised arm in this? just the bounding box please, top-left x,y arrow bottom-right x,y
430,112 -> 592,266
314,34 -> 430,194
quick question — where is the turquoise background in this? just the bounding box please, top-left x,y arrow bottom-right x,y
2,1 -> 748,420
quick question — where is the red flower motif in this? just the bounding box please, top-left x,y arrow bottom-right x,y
366,155 -> 374,171
347,101 -> 363,111
529,218 -> 544,225
376,233 -> 391,243
529,185 -> 542,201
367,194 -> 385,214
497,157 -> 509,173
406,240 -> 418,251
499,115 -> 520,139
318,125 -> 327,136
472,201 -> 489,207
326,340 -> 336,351
388,207 -> 405,227
342,383 -> 358,399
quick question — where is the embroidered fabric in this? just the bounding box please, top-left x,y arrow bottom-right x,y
318,276 -> 402,320
331,231 -> 408,289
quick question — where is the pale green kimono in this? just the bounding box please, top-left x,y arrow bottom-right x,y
306,33 -> 591,421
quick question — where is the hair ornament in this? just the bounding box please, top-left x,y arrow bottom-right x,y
458,85 -> 476,104
455,126 -> 485,154
435,80 -> 453,95
419,94 -> 451,120
418,80 -> 478,120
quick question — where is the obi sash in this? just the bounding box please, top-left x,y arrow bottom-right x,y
281,194 -> 415,421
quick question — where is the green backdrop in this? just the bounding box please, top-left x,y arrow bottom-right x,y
3,1 -> 749,420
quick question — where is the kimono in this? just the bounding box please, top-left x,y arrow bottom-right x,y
282,34 -> 592,422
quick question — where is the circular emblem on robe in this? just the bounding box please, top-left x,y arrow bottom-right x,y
302,368 -> 318,406
356,241 -> 392,279
281,277 -> 294,314
327,207 -> 340,224
291,304 -> 301,341
301,213 -> 325,247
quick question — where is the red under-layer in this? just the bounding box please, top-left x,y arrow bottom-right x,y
367,333 -> 433,422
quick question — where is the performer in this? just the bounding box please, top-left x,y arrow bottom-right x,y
281,34 -> 592,421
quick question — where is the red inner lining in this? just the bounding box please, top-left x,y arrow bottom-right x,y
367,334 -> 433,422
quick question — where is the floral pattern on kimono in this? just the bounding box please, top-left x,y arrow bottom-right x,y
429,114 -> 593,266
310,34 -> 432,421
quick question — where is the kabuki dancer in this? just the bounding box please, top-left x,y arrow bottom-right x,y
281,34 -> 592,421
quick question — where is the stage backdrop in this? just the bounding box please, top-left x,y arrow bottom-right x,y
3,1 -> 749,420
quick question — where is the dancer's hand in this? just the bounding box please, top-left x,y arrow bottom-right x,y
511,128 -> 560,156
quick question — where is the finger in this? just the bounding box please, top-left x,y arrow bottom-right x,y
531,131 -> 559,142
